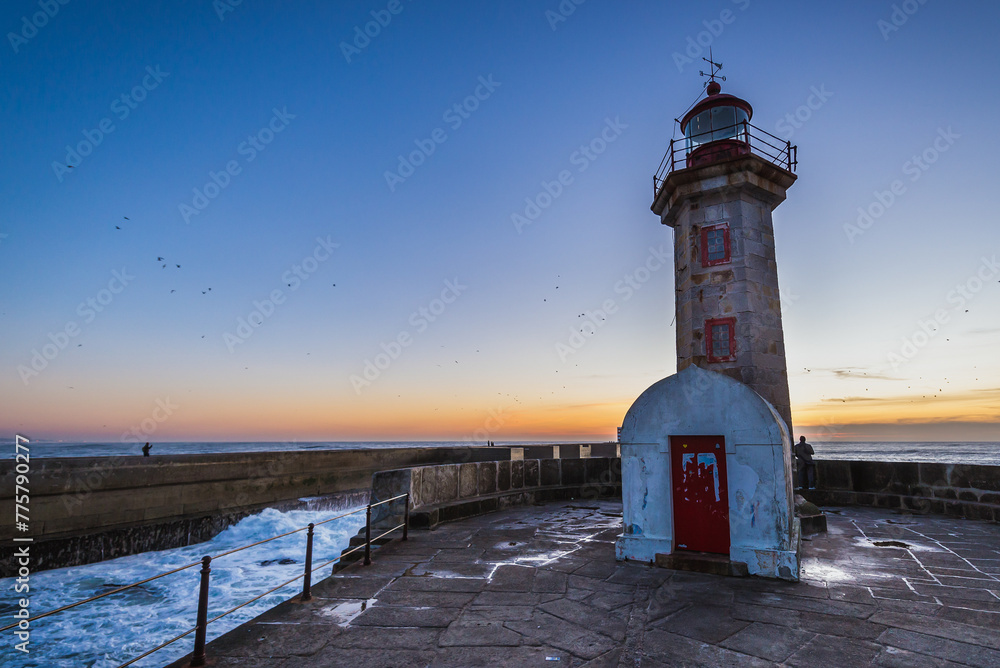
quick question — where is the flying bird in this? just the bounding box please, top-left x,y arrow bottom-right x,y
157,257 -> 164,261
115,226 -> 121,230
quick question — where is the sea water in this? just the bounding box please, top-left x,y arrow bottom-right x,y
810,441 -> 1000,466
0,505 -> 366,667
15,440 -> 1000,465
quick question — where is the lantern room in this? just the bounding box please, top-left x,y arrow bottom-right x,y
680,80 -> 753,168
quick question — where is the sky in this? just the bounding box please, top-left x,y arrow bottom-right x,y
2,0 -> 999,445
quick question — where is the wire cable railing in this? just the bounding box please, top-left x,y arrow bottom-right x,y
2,492 -> 410,668
653,120 -> 797,198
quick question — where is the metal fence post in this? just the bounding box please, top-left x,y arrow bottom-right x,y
403,494 -> 409,541
190,555 -> 212,667
364,504 -> 372,566
301,523 -> 314,601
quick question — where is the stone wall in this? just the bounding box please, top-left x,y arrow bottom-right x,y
367,458 -> 623,530
805,460 -> 1000,522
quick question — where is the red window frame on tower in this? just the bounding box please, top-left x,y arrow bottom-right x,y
705,317 -> 737,363
701,223 -> 731,267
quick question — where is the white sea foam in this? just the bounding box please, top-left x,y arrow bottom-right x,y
0,506 -> 366,667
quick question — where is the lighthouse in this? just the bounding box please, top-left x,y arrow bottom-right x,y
615,62 -> 801,580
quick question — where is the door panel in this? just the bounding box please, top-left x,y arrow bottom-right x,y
670,435 -> 730,554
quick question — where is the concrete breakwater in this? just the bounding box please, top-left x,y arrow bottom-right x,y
0,444 -> 610,576
0,447 -> 511,575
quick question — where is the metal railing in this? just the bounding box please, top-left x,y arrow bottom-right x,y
0,493 -> 410,668
653,120 -> 797,198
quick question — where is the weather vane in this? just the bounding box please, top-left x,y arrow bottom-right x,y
698,48 -> 725,85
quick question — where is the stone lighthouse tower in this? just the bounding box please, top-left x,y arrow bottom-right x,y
652,75 -> 796,432
615,65 -> 801,580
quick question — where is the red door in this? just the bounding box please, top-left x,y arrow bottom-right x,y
670,435 -> 729,554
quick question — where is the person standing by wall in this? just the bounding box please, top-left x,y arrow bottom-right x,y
794,436 -> 815,489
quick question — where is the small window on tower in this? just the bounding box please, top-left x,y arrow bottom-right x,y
701,223 -> 731,267
706,317 -> 736,362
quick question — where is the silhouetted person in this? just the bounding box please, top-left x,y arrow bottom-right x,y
142,442 -> 152,457
794,436 -> 815,489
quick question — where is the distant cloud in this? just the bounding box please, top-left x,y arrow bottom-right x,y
822,396 -> 882,403
830,368 -> 895,380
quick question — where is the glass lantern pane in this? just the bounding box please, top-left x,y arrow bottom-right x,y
710,106 -> 736,140
686,110 -> 712,146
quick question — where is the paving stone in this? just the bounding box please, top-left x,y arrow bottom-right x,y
642,628 -> 773,667
935,604 -> 1000,627
567,573 -> 633,593
390,575 -> 485,593
870,609 -> 1000,650
375,589 -> 476,607
334,626 -> 441,649
589,589 -> 636,610
305,647 -> 436,667
607,563 -> 673,587
472,590 -> 552,606
460,605 -> 536,621
719,621 -> 815,662
434,645 -> 571,666
533,568 -> 568,593
487,564 -> 536,591
572,559 -> 619,579
351,605 -> 459,628
655,603 -> 749,644
505,611 -> 619,660
540,597 -> 629,641
410,561 -> 494,579
785,633 -> 882,667
874,645 -> 969,668
878,627 -> 1000,667
734,589 -> 876,618
204,621 -> 333,658
310,575 -> 394,599
731,603 -> 886,640
194,657 -> 295,668
827,584 -> 877,604
439,620 -> 523,646
565,587 -> 593,601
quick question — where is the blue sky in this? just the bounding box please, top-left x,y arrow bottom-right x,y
2,0 -> 999,443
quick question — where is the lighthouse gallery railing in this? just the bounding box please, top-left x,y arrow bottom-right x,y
653,120 -> 797,197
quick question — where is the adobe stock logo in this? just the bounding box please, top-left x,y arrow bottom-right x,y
843,126 -> 959,244
340,0 -> 414,63
52,66 -> 170,182
17,268 -> 135,384
223,236 -> 339,352
350,278 -> 467,393
179,107 -> 296,223
384,76 -> 501,192
7,0 -> 71,54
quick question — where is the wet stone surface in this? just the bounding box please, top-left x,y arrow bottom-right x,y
169,502 -> 1000,667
